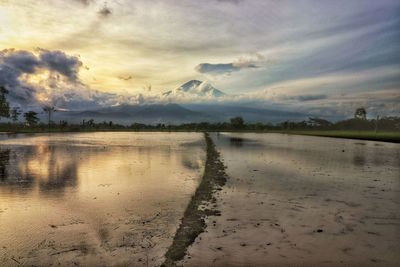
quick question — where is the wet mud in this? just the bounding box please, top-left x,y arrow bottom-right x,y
162,133 -> 228,267
182,133 -> 400,267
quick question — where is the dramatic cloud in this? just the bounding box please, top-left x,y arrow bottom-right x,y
1,48 -> 82,81
1,50 -> 40,74
196,53 -> 265,75
0,63 -> 36,105
38,49 -> 83,81
0,49 -> 93,109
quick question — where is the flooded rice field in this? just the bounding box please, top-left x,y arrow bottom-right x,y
183,133 -> 400,267
0,132 -> 205,266
1,132 -> 399,267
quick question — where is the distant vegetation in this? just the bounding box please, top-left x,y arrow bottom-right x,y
0,86 -> 399,142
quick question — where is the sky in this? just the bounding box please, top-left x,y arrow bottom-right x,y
0,0 -> 399,117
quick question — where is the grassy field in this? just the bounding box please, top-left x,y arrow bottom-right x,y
274,130 -> 400,143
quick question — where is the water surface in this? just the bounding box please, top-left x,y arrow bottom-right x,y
185,133 -> 400,267
0,132 -> 205,266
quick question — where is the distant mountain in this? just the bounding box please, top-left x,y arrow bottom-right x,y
53,80 -> 309,125
57,102 -> 308,125
183,104 -> 308,123
7,78 -> 331,125
163,80 -> 225,98
61,103 -> 211,124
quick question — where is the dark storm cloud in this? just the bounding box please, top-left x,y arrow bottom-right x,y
0,65 -> 20,88
0,49 -> 84,106
38,49 -> 83,81
195,62 -> 258,75
1,49 -> 83,81
0,48 -> 126,111
0,49 -> 40,74
0,49 -> 44,103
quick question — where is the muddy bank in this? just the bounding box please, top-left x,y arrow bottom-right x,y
162,133 -> 228,267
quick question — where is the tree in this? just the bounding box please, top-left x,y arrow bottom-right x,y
354,107 -> 367,120
10,107 -> 22,122
0,86 -> 10,119
43,106 -> 56,126
24,111 -> 39,126
230,116 -> 245,129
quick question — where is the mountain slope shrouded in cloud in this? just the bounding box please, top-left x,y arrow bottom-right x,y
58,102 -> 310,125
183,104 -> 310,123
41,78 -> 308,124
61,103 -> 210,124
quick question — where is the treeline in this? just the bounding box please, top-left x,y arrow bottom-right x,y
129,117 -> 400,132
1,116 -> 399,133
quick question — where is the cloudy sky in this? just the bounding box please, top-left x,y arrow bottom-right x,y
0,0 -> 399,117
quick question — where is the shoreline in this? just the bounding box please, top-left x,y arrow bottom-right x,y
161,133 -> 228,267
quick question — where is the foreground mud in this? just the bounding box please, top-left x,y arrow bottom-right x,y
162,133 -> 228,267
183,133 -> 400,267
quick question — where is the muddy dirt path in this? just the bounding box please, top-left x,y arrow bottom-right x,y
162,133 -> 228,267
